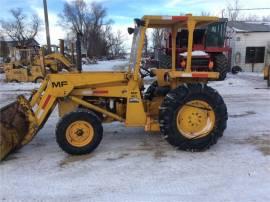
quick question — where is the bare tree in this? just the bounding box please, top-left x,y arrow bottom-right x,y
244,14 -> 260,22
225,0 -> 241,21
0,8 -> 41,47
59,0 -> 87,34
143,33 -> 148,55
84,2 -> 110,57
109,30 -> 126,58
152,29 -> 165,49
223,1 -> 270,22
200,11 -> 211,16
59,0 -> 123,58
262,15 -> 270,22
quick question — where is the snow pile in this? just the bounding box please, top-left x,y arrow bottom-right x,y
83,59 -> 128,72
180,51 -> 208,57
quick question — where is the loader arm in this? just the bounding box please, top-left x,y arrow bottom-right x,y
44,53 -> 75,71
0,72 -> 129,160
30,72 -> 128,125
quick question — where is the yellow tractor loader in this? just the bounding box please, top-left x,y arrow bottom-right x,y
0,15 -> 228,160
263,65 -> 270,87
4,50 -> 76,83
5,65 -> 45,83
4,49 -> 46,83
33,52 -> 76,73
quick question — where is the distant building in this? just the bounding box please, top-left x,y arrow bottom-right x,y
227,21 -> 270,72
5,38 -> 40,49
0,38 -> 40,59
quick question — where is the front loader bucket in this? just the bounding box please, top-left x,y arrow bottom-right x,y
0,96 -> 38,160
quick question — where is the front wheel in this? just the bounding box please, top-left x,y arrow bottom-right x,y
56,109 -> 103,155
159,84 -> 228,151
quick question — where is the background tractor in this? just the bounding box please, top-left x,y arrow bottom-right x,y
3,48 -> 76,83
156,18 -> 230,80
3,48 -> 46,83
0,14 -> 228,160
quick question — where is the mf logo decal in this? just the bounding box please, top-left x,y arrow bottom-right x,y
129,91 -> 140,103
52,81 -> 68,88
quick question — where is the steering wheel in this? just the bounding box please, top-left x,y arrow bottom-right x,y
140,65 -> 152,78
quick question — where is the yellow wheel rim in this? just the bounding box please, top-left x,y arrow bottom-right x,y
176,100 -> 215,139
66,121 -> 94,147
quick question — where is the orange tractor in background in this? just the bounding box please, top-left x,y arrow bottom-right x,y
156,18 -> 230,80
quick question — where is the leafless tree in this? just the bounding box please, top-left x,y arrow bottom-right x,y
200,11 -> 211,16
109,30 -> 126,58
84,2 -> 111,57
225,0 -> 241,21
60,0 -> 124,58
0,8 -> 41,47
143,33 -> 148,55
262,15 -> 270,22
152,29 -> 165,49
59,0 -> 87,34
244,14 -> 260,22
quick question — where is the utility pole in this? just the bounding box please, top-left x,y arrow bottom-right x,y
43,0 -> 51,53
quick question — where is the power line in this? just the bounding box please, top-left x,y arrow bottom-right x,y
230,8 -> 270,11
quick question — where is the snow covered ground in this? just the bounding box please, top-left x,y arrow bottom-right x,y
0,64 -> 270,201
83,59 -> 129,72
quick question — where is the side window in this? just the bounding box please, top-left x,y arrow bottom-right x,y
245,47 -> 265,63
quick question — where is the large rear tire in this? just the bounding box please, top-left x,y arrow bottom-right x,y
34,76 -> 44,83
214,54 -> 229,81
159,83 -> 228,151
56,109 -> 103,155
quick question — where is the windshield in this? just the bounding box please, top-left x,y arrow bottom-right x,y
129,27 -> 142,72
205,22 -> 227,47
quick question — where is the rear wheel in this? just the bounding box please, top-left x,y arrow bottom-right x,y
214,54 -> 229,81
56,109 -> 103,155
10,79 -> 19,83
159,83 -> 227,151
34,77 -> 44,83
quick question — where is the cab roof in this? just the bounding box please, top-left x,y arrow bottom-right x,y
142,15 -> 220,29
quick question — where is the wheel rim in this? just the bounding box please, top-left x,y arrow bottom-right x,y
176,100 -> 215,139
36,78 -> 43,83
65,121 -> 94,147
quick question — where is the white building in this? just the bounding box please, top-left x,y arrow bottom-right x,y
227,21 -> 270,72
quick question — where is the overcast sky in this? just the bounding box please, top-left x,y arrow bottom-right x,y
1,0 -> 269,47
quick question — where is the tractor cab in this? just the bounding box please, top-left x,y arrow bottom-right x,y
155,17 -> 229,80
128,15 -> 223,85
166,19 -> 228,50
205,19 -> 227,48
